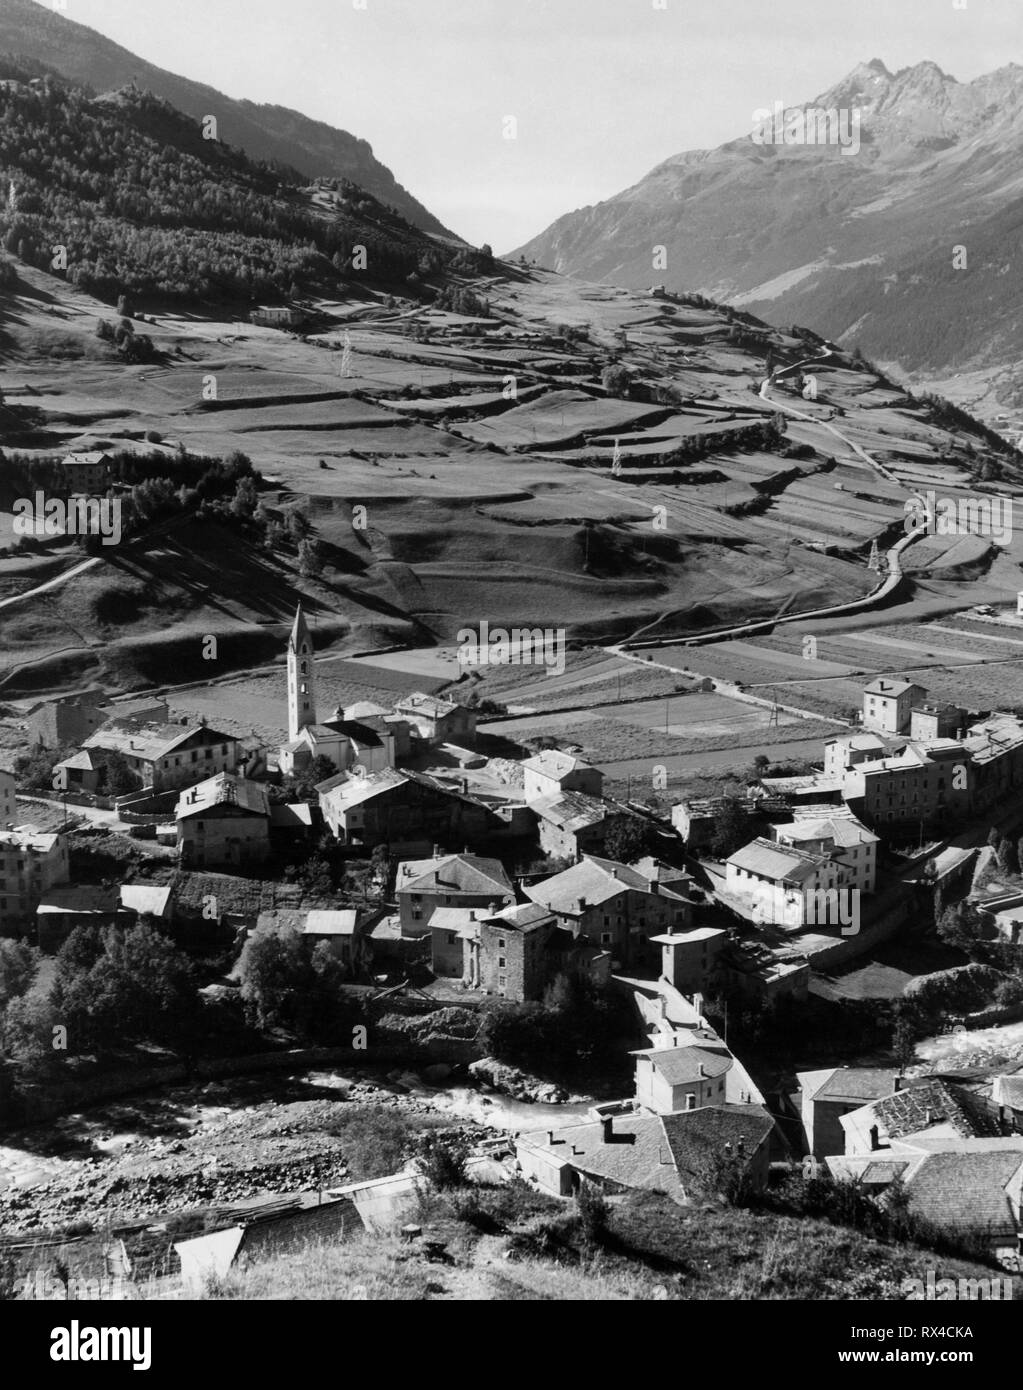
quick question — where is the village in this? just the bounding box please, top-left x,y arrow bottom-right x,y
0,595 -> 1022,1296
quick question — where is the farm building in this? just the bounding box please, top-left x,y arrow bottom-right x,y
175,773 -> 271,868
82,718 -> 240,792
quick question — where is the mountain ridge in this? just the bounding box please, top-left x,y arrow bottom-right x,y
511,59 -> 1023,417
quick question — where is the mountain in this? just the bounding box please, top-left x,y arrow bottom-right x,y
0,0 -> 457,239
512,60 -> 1023,409
0,65 -> 490,309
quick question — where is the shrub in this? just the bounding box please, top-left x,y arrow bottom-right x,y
575,1183 -> 611,1248
416,1131 -> 471,1190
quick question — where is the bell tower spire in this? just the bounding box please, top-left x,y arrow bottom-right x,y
287,603 -> 316,740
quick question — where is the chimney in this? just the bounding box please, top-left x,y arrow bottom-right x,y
547,1130 -> 556,1145
723,1140 -> 733,1157
894,1075 -> 904,1092
698,1062 -> 706,1078
737,1136 -> 746,1156
658,996 -> 667,1019
601,1117 -> 613,1144
925,1108 -> 934,1126
576,897 -> 586,913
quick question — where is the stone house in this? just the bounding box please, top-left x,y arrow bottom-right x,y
175,773 -> 270,869
392,692 -> 476,746
796,1067 -> 900,1158
82,719 -> 240,792
524,854 -> 691,968
521,750 -> 603,804
862,678 -> 927,735
516,1104 -> 774,1204
0,827 -> 69,938
394,852 -> 514,938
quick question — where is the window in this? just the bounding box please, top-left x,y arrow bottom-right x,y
447,933 -> 457,946
498,937 -> 506,949
498,956 -> 506,968
601,932 -> 612,945
685,1093 -> 696,1111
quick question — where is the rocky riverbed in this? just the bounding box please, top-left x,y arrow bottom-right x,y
0,1062 -> 596,1235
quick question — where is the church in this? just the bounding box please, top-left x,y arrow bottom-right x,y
276,604 -> 404,778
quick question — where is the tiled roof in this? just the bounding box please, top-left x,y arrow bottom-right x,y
906,1150 -> 1023,1238
521,750 -> 595,779
119,884 -> 173,917
304,910 -> 358,936
637,1045 -> 732,1086
317,768 -> 409,809
396,853 -> 513,898
994,1075 -> 1023,1111
530,790 -> 612,831
175,774 -> 270,820
519,1114 -> 685,1200
872,1079 -> 1003,1141
727,837 -> 828,884
863,678 -> 923,698
0,828 -> 61,853
525,854 -> 657,914
812,1069 -> 900,1104
775,817 -> 879,849
428,906 -> 482,937
482,901 -> 554,933
84,718 -> 232,763
859,1160 -> 910,1184
342,701 -> 391,721
395,692 -> 460,719
660,1104 -> 774,1190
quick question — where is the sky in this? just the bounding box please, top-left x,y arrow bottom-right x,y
36,0 -> 1023,249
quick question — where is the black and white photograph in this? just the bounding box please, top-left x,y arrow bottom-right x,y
0,0 -> 1020,1348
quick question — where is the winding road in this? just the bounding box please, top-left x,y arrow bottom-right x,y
618,353 -> 927,649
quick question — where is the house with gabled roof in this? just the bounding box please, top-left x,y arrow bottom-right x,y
395,852 -> 514,938
862,677 -> 927,735
82,718 -> 239,792
828,1136 -> 1023,1264
523,853 -> 692,968
522,750 -> 603,804
393,691 -> 475,745
797,1067 -> 900,1158
840,1076 -> 1008,1156
529,789 -> 628,861
516,1103 -> 774,1204
174,772 -> 270,868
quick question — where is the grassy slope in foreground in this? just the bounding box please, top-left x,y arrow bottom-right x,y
201,1189 -> 1016,1302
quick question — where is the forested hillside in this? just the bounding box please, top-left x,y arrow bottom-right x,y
0,62 -> 489,307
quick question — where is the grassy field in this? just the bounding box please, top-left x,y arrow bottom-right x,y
1,261 -> 1020,704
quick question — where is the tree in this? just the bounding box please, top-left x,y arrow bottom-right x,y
891,1003 -> 915,1075
288,509 -> 312,543
51,923 -> 198,1051
710,797 -> 751,858
603,816 -> 653,865
298,538 -> 325,578
230,475 -> 258,519
998,836 -> 1020,876
97,751 -> 141,798
0,940 -> 38,1054
601,362 -> 632,397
